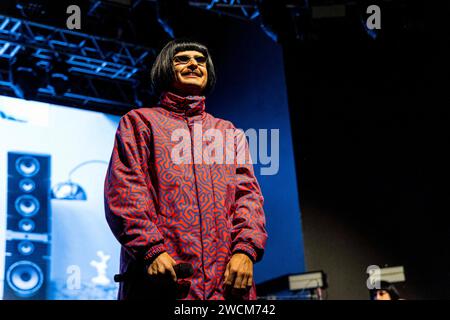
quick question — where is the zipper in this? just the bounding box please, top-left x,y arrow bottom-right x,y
185,115 -> 207,299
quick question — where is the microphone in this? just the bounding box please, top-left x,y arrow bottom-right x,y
113,262 -> 193,299
173,262 -> 193,279
114,273 -> 125,283
113,262 -> 193,282
173,263 -> 193,299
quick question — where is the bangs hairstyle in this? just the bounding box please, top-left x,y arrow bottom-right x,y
150,39 -> 216,96
369,281 -> 400,300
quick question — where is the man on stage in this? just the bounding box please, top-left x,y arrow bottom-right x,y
104,39 -> 267,300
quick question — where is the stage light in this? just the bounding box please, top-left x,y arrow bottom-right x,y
367,265 -> 406,284
288,270 -> 327,291
257,270 -> 328,300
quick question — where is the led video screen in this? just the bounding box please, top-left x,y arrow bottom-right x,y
0,85 -> 306,299
0,95 -> 121,299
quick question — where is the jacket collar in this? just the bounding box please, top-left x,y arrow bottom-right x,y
158,91 -> 206,117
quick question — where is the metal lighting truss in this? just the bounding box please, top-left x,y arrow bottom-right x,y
0,13 -> 156,112
188,0 -> 262,21
187,1 -> 312,21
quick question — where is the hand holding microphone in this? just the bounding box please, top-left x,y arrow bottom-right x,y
173,262 -> 194,299
146,252 -> 193,280
147,253 -> 193,299
113,252 -> 193,299
147,252 -> 178,281
173,262 -> 194,279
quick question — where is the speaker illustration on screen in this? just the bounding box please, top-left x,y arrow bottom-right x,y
3,152 -> 51,300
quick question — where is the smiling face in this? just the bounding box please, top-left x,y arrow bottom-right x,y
171,50 -> 208,96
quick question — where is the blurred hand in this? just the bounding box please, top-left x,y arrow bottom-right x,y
147,252 -> 177,282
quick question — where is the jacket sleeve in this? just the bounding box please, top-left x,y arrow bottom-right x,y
231,128 -> 268,263
104,110 -> 166,265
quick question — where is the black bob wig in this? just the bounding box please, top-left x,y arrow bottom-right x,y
150,39 -> 216,97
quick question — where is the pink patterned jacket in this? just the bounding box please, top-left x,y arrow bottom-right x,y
104,91 -> 267,300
